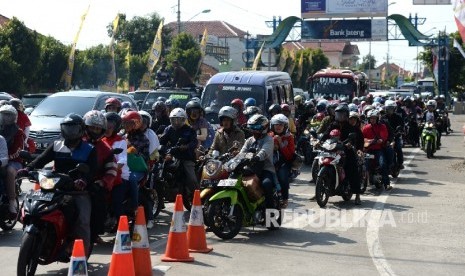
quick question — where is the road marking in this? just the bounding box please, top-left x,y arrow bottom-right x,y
366,148 -> 420,276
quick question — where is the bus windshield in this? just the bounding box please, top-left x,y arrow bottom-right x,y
310,77 -> 355,99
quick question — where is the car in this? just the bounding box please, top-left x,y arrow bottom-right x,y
21,93 -> 53,114
29,90 -> 138,152
128,90 -> 151,109
140,88 -> 200,112
0,92 -> 13,101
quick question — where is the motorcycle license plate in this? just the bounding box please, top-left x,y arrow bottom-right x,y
217,179 -> 236,187
201,179 -> 219,188
31,191 -> 54,202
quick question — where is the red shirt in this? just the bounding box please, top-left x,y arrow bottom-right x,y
269,131 -> 295,162
8,129 -> 26,163
362,123 -> 389,151
17,111 -> 31,131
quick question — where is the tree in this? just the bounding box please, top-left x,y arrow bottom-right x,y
359,54 -> 377,70
165,33 -> 202,78
36,35 -> 68,91
0,47 -> 21,92
73,45 -> 112,89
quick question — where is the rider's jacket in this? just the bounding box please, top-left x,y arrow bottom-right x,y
210,125 -> 245,155
362,123 -> 389,151
159,124 -> 197,161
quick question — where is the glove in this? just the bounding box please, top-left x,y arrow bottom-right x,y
17,168 -> 30,178
74,179 -> 87,191
251,155 -> 261,163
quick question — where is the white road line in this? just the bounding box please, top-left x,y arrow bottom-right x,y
366,148 -> 420,276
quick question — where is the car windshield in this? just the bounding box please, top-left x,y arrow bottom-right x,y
142,92 -> 192,110
22,96 -> 47,107
31,96 -> 96,117
130,92 -> 149,101
310,77 -> 355,99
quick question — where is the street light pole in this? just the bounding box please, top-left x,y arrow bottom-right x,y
177,0 -> 181,34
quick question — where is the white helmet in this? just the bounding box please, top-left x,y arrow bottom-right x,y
348,103 -> 358,112
367,109 -> 380,118
218,106 -> 237,121
270,114 -> 289,127
0,104 -> 18,125
169,107 -> 187,119
384,100 -> 396,108
349,111 -> 359,119
139,110 -> 153,127
427,100 -> 437,108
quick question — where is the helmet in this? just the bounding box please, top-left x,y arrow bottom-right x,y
231,98 -> 244,111
247,114 -> 269,134
152,100 -> 167,113
9,98 -> 24,111
121,101 -> 131,109
374,97 -> 383,104
139,110 -> 153,128
439,95 -> 445,100
363,105 -> 374,115
121,110 -> 142,131
0,105 -> 18,125
104,112 -> 122,135
280,103 -> 291,113
105,97 -> 122,111
315,112 -> 325,121
270,114 -> 289,127
335,104 -> 349,113
316,100 -> 327,112
367,109 -> 380,118
294,95 -> 304,105
157,96 -> 167,102
169,107 -> 187,119
433,96 -> 439,101
165,98 -> 180,108
339,96 -> 349,104
244,106 -> 262,116
185,100 -> 202,115
328,102 -> 339,110
83,110 -> 107,129
349,111 -> 359,119
191,97 -> 201,103
329,129 -> 341,138
427,100 -> 437,108
334,104 -> 349,122
385,100 -> 396,108
268,104 -> 281,115
352,97 -> 360,104
244,97 -> 256,107
304,101 -> 315,111
348,103 -> 358,112
60,113 -> 85,142
218,106 -> 237,121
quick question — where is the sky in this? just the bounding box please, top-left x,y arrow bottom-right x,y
1,0 -> 458,74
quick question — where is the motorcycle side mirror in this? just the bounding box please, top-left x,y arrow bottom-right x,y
76,163 -> 90,174
112,148 -> 123,155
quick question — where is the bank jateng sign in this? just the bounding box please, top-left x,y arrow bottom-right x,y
301,19 -> 387,42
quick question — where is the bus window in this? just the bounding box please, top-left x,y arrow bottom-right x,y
284,83 -> 294,104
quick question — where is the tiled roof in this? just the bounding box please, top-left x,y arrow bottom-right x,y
166,21 -> 247,38
0,14 -> 10,28
282,41 -> 350,52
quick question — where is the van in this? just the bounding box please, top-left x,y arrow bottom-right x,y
200,71 -> 294,124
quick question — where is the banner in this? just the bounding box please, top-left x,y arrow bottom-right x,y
139,20 -> 163,90
278,48 -> 289,71
61,5 -> 90,90
301,19 -> 387,42
302,0 -> 387,19
287,50 -> 296,75
195,28 -> 208,78
432,47 -> 439,82
252,41 -> 265,70
297,52 -> 304,79
454,0 -> 465,44
453,38 -> 465,59
101,14 -> 119,92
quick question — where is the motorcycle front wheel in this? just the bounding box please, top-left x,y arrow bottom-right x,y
17,232 -> 39,276
426,140 -> 433,159
315,169 -> 330,207
207,199 -> 243,240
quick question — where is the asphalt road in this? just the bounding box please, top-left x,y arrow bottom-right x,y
1,115 -> 464,276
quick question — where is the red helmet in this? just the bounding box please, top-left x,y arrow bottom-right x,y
231,98 -> 244,110
121,110 -> 142,131
330,129 -> 341,138
315,112 -> 325,121
105,97 -> 121,109
280,103 -> 291,112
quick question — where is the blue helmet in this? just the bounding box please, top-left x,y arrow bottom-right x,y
121,101 -> 131,109
165,98 -> 180,108
244,97 -> 256,107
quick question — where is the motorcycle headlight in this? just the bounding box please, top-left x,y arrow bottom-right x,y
205,160 -> 222,176
322,142 -> 337,151
38,173 -> 59,190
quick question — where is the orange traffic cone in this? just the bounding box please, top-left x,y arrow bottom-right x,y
132,206 -> 152,276
187,190 -> 213,253
108,216 -> 135,276
161,194 -> 194,262
67,239 -> 87,276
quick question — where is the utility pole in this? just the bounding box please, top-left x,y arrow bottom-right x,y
177,0 -> 181,34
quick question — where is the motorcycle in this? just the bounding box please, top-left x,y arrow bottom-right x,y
207,151 -> 281,240
314,134 -> 355,207
17,161 -> 90,276
0,163 -> 22,231
437,109 -> 450,135
405,113 -> 420,147
421,122 -> 438,158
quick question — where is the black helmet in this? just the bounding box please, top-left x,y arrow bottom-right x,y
157,96 -> 167,102
165,98 -> 180,108
185,100 -> 202,115
334,104 -> 349,122
105,112 -> 122,135
339,96 -> 349,104
335,104 -> 349,114
60,113 -> 85,141
152,101 -> 167,113
268,104 -> 281,115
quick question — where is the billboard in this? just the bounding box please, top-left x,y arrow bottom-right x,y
413,0 -> 451,4
302,0 -> 388,18
301,19 -> 387,42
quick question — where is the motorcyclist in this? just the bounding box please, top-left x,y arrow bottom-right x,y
9,98 -> 31,141
209,106 -> 245,155
165,98 -> 180,114
421,99 -> 442,150
297,101 -> 316,136
0,105 -> 25,217
151,101 -> 171,135
317,102 -> 338,134
171,60 -> 195,89
294,95 -> 305,119
383,100 -> 405,169
185,100 -> 210,148
240,114 -> 276,209
269,114 -> 295,208
104,97 -> 122,114
267,104 -> 282,119
18,113 -> 97,257
139,110 -> 161,163
231,98 -> 247,126
435,95 -> 452,133
321,104 -> 364,205
280,104 -> 296,135
244,97 -> 257,109
159,108 -> 199,192
155,60 -> 171,88
362,110 -> 392,191
83,110 -> 117,243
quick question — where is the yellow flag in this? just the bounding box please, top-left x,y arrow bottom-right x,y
287,50 -> 296,75
61,5 -> 90,90
140,20 -> 164,89
252,41 -> 265,70
297,51 -> 304,79
101,14 -> 120,92
278,48 -> 288,71
195,28 -> 208,79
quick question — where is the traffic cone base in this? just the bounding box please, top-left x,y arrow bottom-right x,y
108,216 -> 135,276
67,239 -> 87,276
161,194 -> 194,262
132,206 -> 152,276
187,190 -> 213,253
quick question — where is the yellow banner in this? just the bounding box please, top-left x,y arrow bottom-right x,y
278,48 -> 288,71
297,51 -> 304,80
252,41 -> 265,70
61,5 -> 90,90
286,50 -> 296,75
101,14 -> 120,92
140,20 -> 163,89
195,28 -> 208,79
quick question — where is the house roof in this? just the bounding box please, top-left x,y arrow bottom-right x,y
165,20 -> 247,38
0,14 -> 10,28
282,41 -> 358,53
377,62 -> 411,76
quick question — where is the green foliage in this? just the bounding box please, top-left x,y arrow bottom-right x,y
73,45 -> 112,89
165,33 -> 202,78
0,47 -> 21,92
359,54 -> 377,70
36,35 -> 68,91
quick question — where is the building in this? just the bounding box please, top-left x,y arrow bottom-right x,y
367,62 -> 412,89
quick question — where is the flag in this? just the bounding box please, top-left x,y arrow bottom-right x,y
60,5 -> 90,90
278,48 -> 288,71
453,38 -> 465,59
287,50 -> 296,75
432,47 -> 439,82
101,14 -> 120,92
139,20 -> 164,89
195,28 -> 208,79
252,41 -> 265,70
454,1 -> 465,43
296,51 -> 304,80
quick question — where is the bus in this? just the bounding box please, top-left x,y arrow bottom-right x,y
201,71 -> 294,124
417,77 -> 435,96
307,68 -> 368,100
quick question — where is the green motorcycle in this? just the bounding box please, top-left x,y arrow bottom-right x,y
421,122 -> 438,158
207,152 -> 282,240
